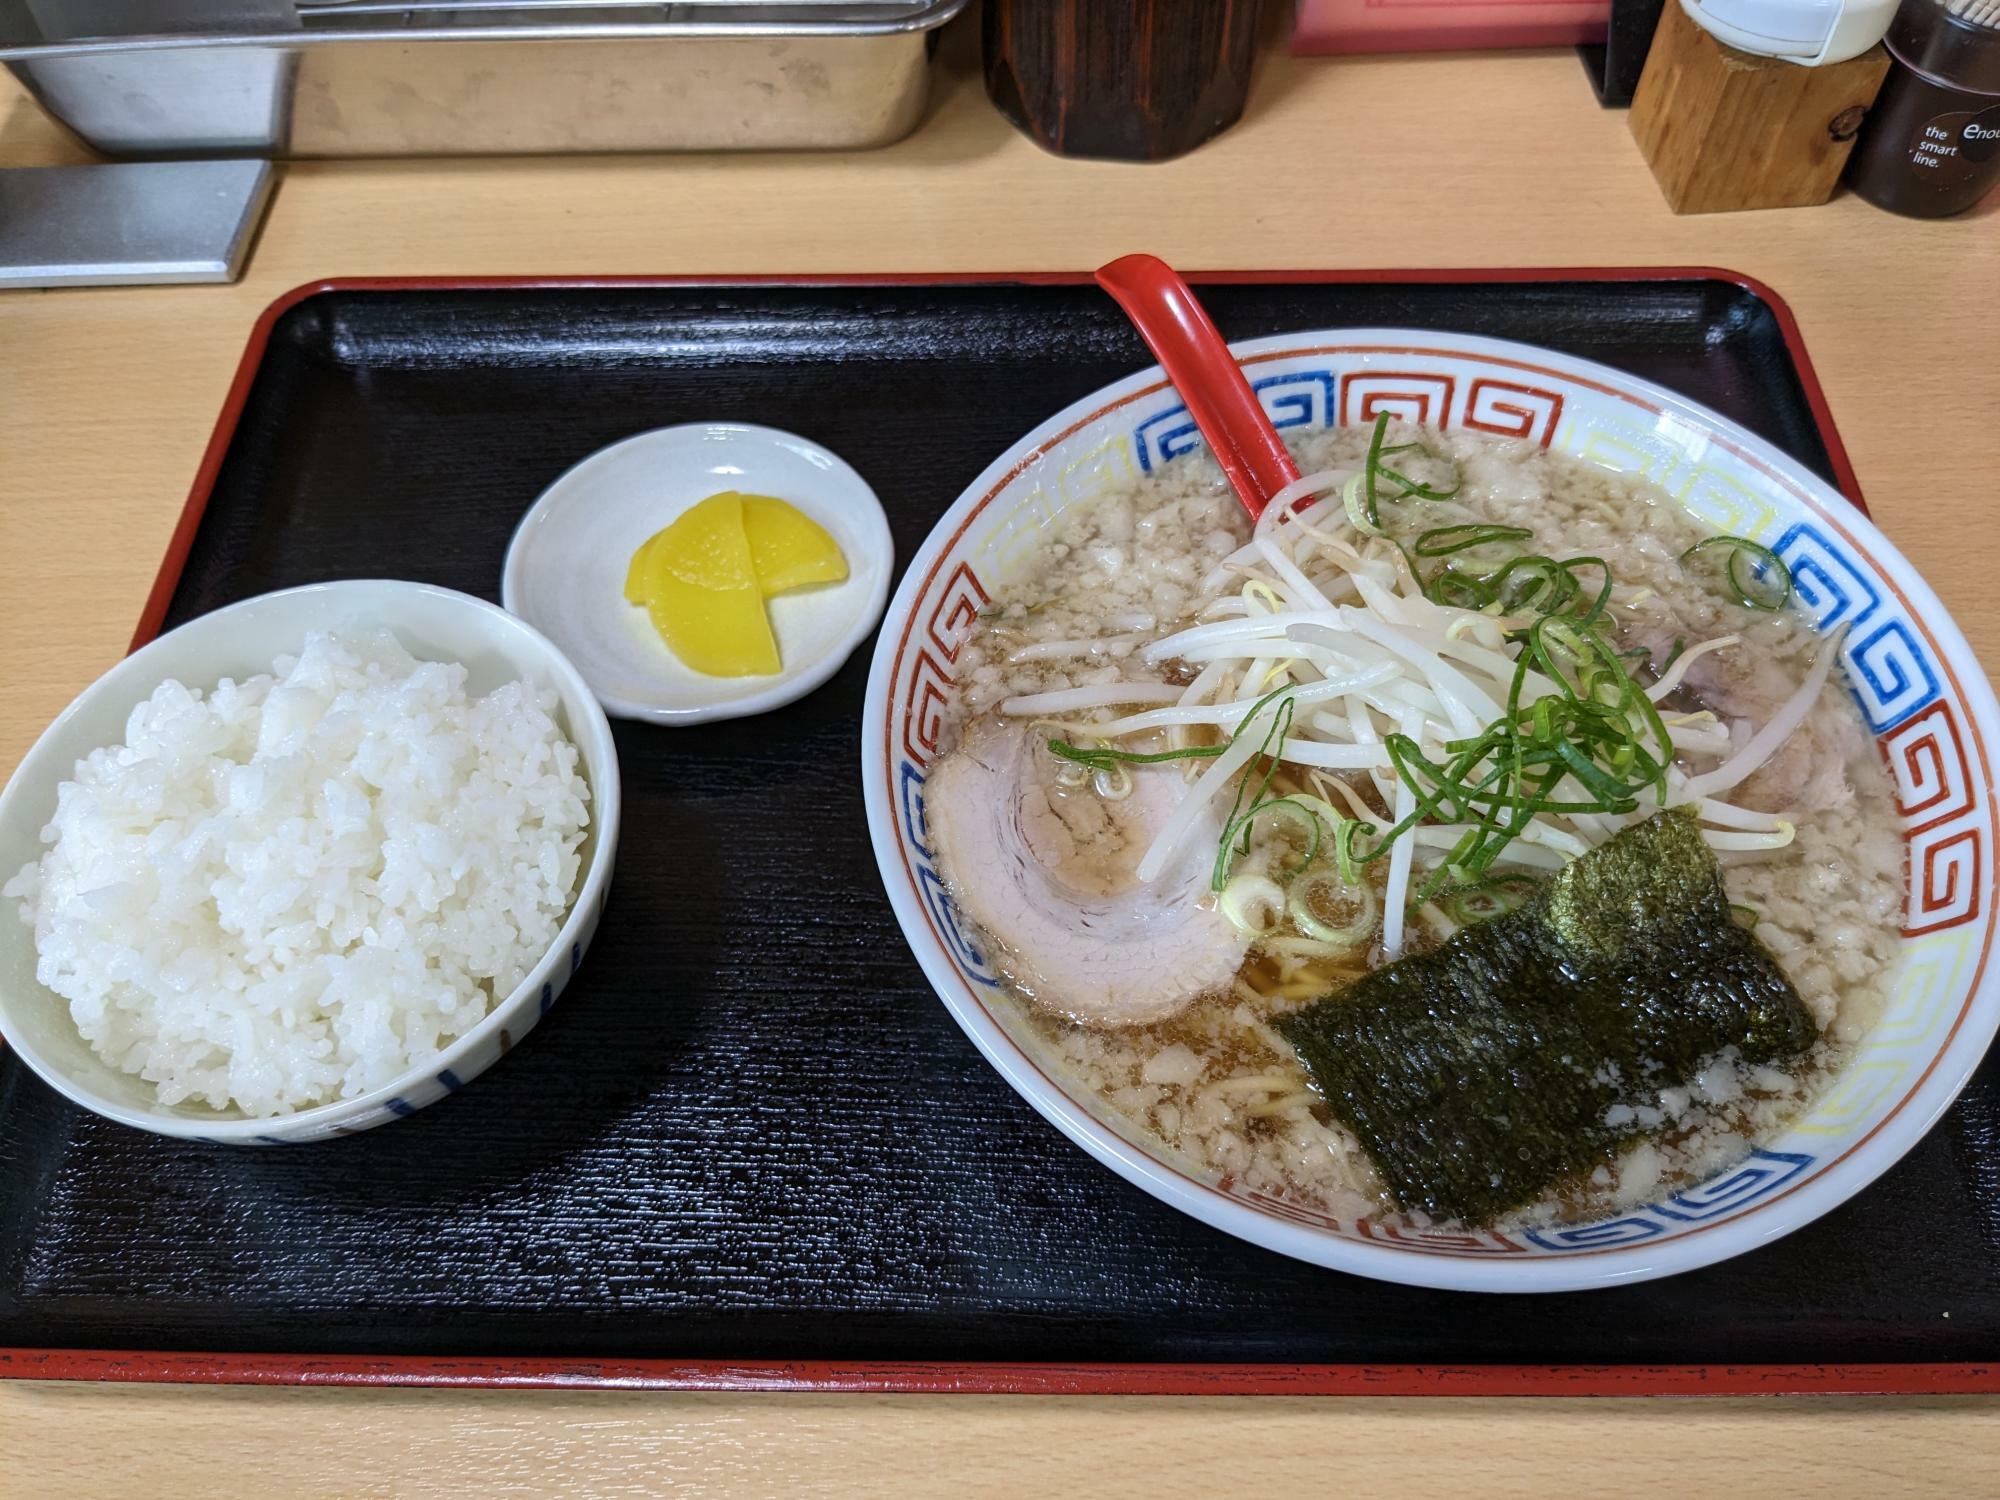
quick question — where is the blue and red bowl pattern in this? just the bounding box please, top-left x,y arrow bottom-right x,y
877,338 -> 1995,1262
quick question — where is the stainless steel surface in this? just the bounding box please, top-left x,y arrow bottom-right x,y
0,160 -> 273,288
0,0 -> 963,156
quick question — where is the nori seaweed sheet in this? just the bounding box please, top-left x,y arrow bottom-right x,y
1273,809 -> 1819,1225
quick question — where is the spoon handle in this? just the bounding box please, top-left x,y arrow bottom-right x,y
1094,254 -> 1301,519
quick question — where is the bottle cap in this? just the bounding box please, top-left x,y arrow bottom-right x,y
1682,0 -> 1898,63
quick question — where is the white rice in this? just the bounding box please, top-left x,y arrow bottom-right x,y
3,626 -> 591,1117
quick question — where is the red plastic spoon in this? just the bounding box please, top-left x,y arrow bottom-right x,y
1095,254 -> 1301,520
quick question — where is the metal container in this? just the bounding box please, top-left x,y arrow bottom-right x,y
0,1 -> 966,157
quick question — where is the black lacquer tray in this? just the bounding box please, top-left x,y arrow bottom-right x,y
7,272 -> 1995,1397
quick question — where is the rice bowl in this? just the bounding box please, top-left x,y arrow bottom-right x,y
0,581 -> 621,1144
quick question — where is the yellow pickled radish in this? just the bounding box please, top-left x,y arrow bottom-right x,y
625,492 -> 847,679
621,530 -> 661,605
627,493 -> 780,677
741,495 -> 848,596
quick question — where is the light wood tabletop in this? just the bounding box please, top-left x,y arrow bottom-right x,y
3,15 -> 1998,1496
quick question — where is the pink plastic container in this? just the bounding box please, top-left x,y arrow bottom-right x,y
1291,0 -> 1609,54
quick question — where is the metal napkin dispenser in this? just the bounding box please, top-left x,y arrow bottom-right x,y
0,1 -> 966,156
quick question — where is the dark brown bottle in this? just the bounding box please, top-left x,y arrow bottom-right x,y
1845,0 -> 2000,216
984,0 -> 1262,162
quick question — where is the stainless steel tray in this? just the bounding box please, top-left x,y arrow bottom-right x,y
0,1 -> 966,156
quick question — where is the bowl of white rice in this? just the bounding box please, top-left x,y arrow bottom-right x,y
0,580 -> 620,1144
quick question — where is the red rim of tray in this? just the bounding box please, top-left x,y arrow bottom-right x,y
1,1348 -> 1995,1396
11,268 -> 1939,1399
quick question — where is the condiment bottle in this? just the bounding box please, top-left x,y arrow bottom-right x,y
983,0 -> 1262,162
1845,0 -> 2000,214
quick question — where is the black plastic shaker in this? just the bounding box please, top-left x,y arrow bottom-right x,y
1845,0 -> 2000,216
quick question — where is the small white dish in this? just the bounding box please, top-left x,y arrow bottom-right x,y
503,422 -> 894,725
0,580 -> 621,1145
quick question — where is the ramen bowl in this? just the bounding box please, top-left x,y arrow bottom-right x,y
861,327 -> 2000,1291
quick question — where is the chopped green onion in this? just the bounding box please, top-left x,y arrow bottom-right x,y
1374,462 -> 1461,502
1361,413 -> 1392,528
1490,556 -> 1580,616
1288,867 -> 1379,950
1335,819 -> 1376,885
1342,472 -> 1385,537
1413,523 -> 1533,559
1092,761 -> 1134,801
1037,685 -> 1296,892
1048,680 -> 1298,799
1218,873 -> 1286,938
1682,535 -> 1792,611
1560,556 -> 1614,625
1418,550 -> 1609,623
1210,690 -> 1303,889
1340,611 -> 1673,896
1361,412 -> 1464,524
1048,739 -> 1226,771
1438,873 -> 1543,926
1424,570 -> 1496,611
1215,797 -> 1324,887
1055,522 -> 1681,912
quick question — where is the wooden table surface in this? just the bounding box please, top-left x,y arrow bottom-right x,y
3,18 -> 1998,1495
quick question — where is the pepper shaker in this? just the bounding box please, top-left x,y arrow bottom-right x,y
1845,0 -> 2000,214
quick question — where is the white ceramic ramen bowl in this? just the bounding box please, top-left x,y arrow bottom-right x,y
0,581 -> 621,1145
862,328 -> 2000,1291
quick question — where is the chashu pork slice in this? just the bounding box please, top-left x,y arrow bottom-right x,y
1633,618 -> 1862,813
924,715 -> 1249,1028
